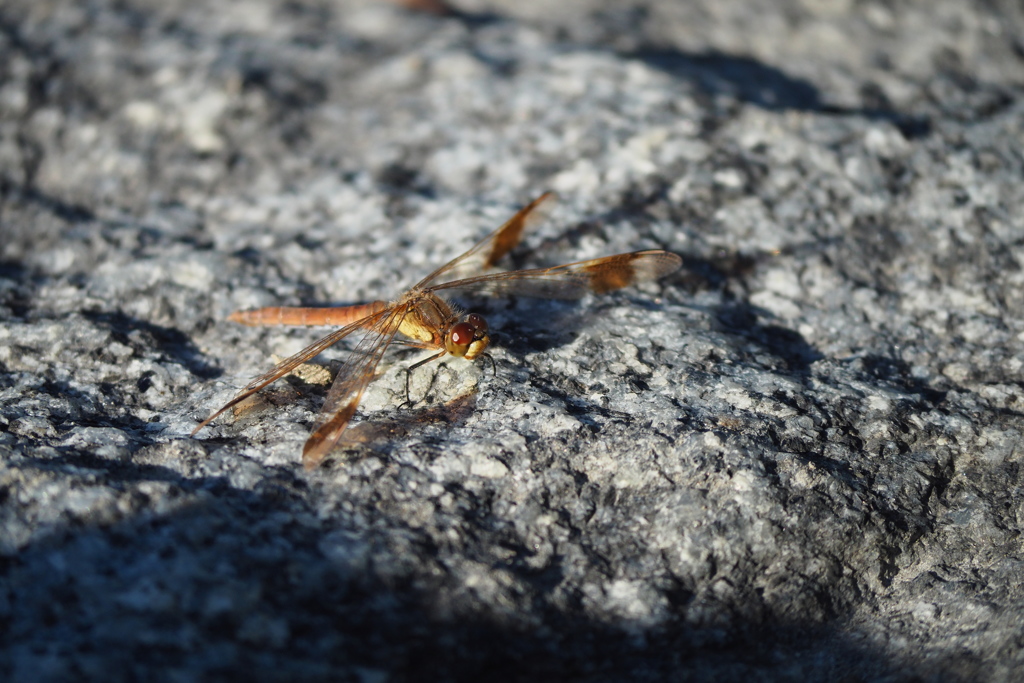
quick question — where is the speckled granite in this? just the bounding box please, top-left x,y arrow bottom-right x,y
2,1 -> 1024,681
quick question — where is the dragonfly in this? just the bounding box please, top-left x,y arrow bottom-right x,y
192,192 -> 682,469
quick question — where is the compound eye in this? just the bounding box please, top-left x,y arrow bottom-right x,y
466,313 -> 487,334
450,321 -> 476,346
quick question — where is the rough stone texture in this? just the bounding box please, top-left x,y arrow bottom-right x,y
2,0 -> 1024,681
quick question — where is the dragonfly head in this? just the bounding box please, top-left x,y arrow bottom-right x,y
446,312 -> 489,360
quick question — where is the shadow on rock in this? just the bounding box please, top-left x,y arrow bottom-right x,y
623,47 -> 932,139
82,310 -> 221,381
0,452 -> 966,683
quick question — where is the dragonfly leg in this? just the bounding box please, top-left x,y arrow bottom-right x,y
402,350 -> 446,407
480,352 -> 497,379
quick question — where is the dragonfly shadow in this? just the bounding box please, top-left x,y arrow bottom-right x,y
471,297 -> 634,358
715,302 -> 824,374
81,310 -> 222,380
626,47 -> 930,138
626,242 -> 828,375
394,7 -> 929,141
332,392 -> 479,459
391,0 -> 504,28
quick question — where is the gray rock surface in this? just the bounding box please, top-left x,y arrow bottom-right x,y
2,0 -> 1024,680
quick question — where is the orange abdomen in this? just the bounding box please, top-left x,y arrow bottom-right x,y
227,301 -> 387,327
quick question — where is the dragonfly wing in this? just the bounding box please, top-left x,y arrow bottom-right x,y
301,304 -> 408,469
415,192 -> 558,289
190,309 -> 393,436
430,250 -> 682,300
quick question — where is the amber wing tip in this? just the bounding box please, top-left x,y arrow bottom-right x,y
301,447 -> 327,471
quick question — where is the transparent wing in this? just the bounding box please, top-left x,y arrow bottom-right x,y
428,250 -> 682,300
190,307 -> 394,436
415,192 -> 558,289
301,304 -> 409,469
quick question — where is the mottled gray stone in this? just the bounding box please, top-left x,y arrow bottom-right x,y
2,0 -> 1024,681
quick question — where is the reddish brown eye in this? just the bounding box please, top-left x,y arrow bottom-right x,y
450,322 -> 475,346
466,313 -> 487,333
